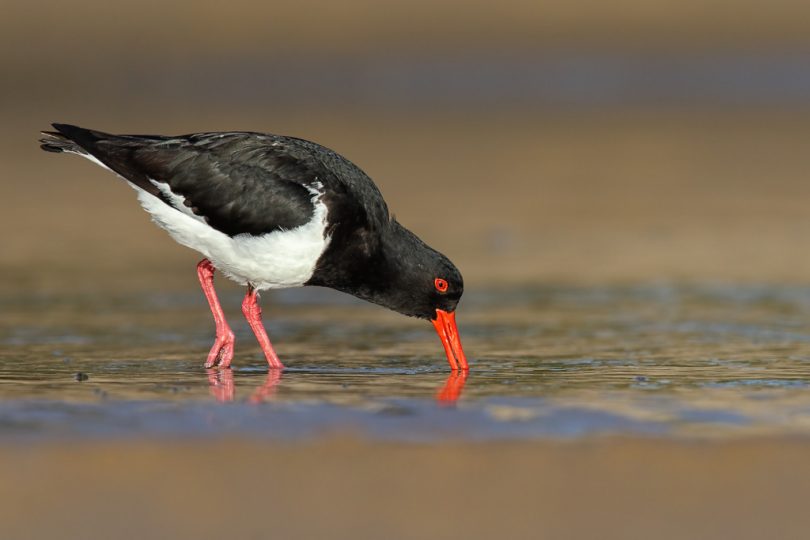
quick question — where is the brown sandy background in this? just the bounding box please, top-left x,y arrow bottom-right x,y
4,2 -> 810,539
3,1 -> 810,289
7,110 -> 810,290
4,438 -> 810,540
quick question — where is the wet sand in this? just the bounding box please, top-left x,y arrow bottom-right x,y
2,437 -> 810,540
4,282 -> 810,538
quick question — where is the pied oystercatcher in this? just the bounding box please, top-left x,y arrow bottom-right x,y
39,124 -> 467,371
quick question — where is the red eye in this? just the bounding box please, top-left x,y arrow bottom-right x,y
434,278 -> 448,293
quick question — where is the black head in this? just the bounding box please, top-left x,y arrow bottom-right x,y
388,240 -> 468,371
308,219 -> 468,370
369,221 -> 464,320
312,219 -> 464,318
408,248 -> 464,319
358,222 -> 468,370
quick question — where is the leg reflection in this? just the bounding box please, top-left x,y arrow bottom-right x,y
436,370 -> 468,404
248,368 -> 283,404
206,368 -> 235,402
206,368 -> 283,403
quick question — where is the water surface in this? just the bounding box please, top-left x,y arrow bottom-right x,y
3,284 -> 810,441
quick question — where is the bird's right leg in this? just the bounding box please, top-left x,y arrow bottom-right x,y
196,259 -> 235,368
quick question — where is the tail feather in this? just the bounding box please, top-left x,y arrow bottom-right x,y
38,123 -> 165,200
39,130 -> 85,154
40,123 -> 114,153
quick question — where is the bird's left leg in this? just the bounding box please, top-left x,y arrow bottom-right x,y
241,286 -> 285,369
197,259 -> 236,368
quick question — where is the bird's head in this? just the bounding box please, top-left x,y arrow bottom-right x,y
310,218 -> 468,370
370,223 -> 468,370
401,249 -> 464,319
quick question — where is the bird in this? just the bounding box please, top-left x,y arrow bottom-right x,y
39,123 -> 467,371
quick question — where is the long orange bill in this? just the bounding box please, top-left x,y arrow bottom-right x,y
432,309 -> 469,371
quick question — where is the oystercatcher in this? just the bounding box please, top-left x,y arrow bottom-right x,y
39,124 -> 467,371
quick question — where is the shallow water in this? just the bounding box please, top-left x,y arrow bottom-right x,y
2,284 -> 810,441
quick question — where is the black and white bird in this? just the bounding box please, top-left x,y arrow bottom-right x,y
39,124 -> 467,371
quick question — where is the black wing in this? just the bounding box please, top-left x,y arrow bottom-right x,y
46,124 -> 336,237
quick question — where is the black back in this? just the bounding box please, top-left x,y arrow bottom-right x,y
45,124 -> 390,239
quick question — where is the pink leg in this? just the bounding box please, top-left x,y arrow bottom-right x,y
196,259 -> 236,368
242,286 -> 284,370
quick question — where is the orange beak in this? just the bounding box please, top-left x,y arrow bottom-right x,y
432,309 -> 469,371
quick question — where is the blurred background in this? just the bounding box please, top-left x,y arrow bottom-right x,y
4,0 -> 810,292
7,3 -> 810,539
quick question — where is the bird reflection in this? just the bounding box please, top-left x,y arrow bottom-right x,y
205,368 -> 467,404
206,368 -> 282,403
247,369 -> 283,404
436,370 -> 468,404
206,368 -> 235,402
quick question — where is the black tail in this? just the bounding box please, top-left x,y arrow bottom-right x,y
39,131 -> 82,154
39,123 -> 110,154
37,123 -> 168,200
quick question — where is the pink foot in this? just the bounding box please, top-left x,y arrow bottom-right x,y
204,330 -> 235,368
197,259 -> 236,368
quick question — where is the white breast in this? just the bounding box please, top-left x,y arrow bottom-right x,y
132,183 -> 331,290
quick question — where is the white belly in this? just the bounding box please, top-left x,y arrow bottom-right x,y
132,185 -> 331,289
